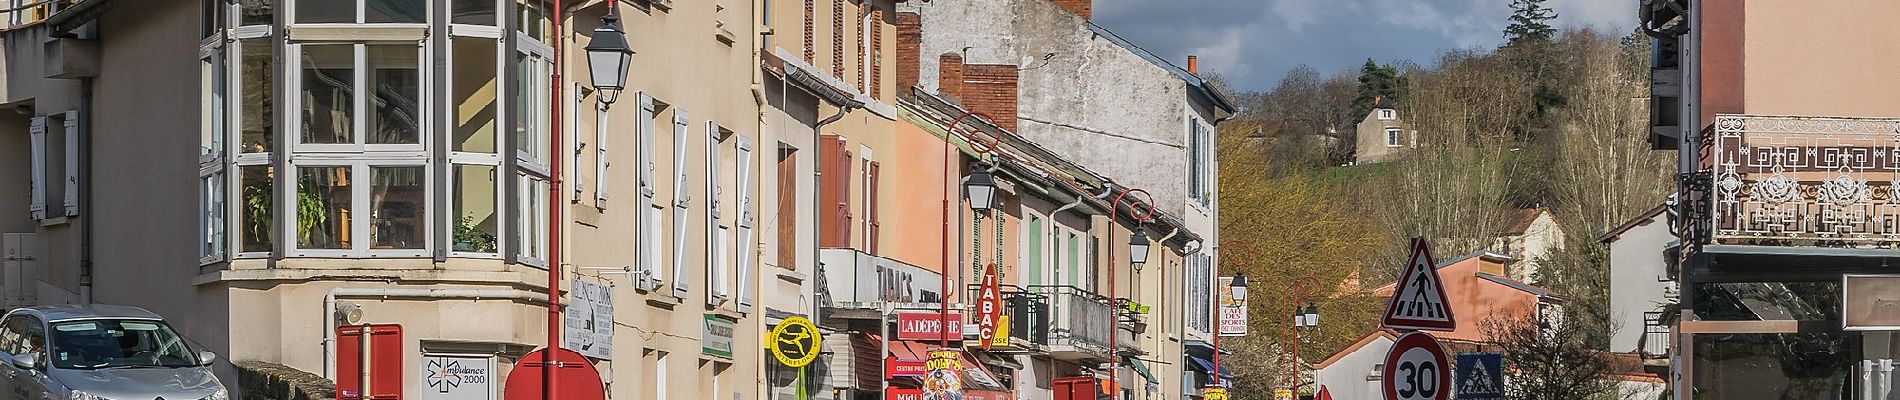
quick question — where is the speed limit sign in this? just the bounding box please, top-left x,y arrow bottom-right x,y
1383,332 -> 1450,400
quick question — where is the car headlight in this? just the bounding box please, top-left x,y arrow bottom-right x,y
204,386 -> 229,400
69,390 -> 105,400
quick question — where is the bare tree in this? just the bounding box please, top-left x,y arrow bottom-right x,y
1481,312 -> 1620,400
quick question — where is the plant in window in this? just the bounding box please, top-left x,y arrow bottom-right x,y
454,215 -> 497,252
243,183 -> 330,248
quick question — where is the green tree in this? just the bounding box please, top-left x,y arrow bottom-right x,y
1349,59 -> 1407,122
1503,0 -> 1558,49
1502,0 -> 1564,125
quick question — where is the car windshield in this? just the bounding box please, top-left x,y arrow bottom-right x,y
47,319 -> 198,369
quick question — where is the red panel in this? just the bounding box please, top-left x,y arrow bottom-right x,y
1053,377 -> 1095,400
502,348 -> 606,400
818,135 -> 850,248
886,388 -> 924,400
336,324 -> 404,400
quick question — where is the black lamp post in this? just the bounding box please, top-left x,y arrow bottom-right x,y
584,14 -> 633,106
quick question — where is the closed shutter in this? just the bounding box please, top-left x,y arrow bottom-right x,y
571,84 -> 585,202
736,136 -> 755,311
776,150 -> 797,268
62,111 -> 78,216
635,93 -> 658,290
817,135 -> 848,248
27,117 -> 46,221
866,160 -> 880,255
595,102 -> 610,207
671,109 -> 690,299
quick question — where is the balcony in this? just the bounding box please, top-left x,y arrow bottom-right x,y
1026,285 -> 1114,361
1702,115 -> 1900,246
818,249 -> 945,320
966,284 -> 1051,352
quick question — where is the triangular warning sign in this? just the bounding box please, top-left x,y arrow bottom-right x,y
1382,238 -> 1457,331
1461,359 -> 1500,394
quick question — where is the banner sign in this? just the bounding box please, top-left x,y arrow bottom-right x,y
888,357 -> 930,378
896,311 -> 964,341
702,314 -> 736,358
924,350 -> 964,400
1218,277 -> 1248,336
977,264 -> 1004,349
564,279 -> 615,359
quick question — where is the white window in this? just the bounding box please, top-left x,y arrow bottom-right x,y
1378,108 -> 1396,120
286,42 -> 431,257
671,109 -> 690,299
653,350 -> 670,400
28,113 -> 77,222
1386,128 -> 1403,147
1187,252 -> 1212,334
200,46 -> 228,264
511,42 -> 553,265
233,36 -> 273,258
1187,117 -> 1214,207
292,0 -> 428,24
449,32 -> 505,257
517,174 -> 548,264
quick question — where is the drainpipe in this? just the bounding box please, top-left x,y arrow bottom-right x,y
321,288 -> 550,380
812,102 -> 855,318
77,76 -> 92,304
546,2 -> 565,400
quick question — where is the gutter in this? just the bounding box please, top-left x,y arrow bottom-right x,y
321,288 -> 549,380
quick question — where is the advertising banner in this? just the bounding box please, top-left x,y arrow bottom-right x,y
1218,277 -> 1248,336
897,311 -> 964,341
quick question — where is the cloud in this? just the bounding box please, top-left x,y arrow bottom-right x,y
1092,0 -> 1639,92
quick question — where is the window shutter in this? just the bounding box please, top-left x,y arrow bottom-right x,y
817,135 -> 847,248
866,160 -> 879,255
571,84 -> 585,202
595,102 -> 610,207
776,150 -> 797,269
27,117 -> 46,221
635,93 -> 657,290
736,136 -> 755,311
706,121 -> 726,307
671,109 -> 690,299
62,111 -> 78,216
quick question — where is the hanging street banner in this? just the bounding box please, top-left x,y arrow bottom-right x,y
1381,238 -> 1456,331
768,316 -> 821,368
923,349 -> 964,400
897,311 -> 965,341
1218,277 -> 1248,336
1454,352 -> 1504,400
565,278 -> 615,360
976,264 -> 1004,350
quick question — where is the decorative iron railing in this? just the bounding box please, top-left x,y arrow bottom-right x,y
1024,285 -> 1112,351
966,284 -> 1051,346
1707,114 -> 1900,245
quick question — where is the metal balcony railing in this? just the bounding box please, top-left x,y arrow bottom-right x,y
1024,285 -> 1112,351
1703,115 -> 1900,245
1,0 -> 70,31
967,284 -> 1051,346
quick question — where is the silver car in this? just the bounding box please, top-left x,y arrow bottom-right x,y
0,304 -> 227,400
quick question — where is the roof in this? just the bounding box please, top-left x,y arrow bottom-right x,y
1314,329 -> 1397,369
19,304 -> 163,322
1371,250 -> 1515,294
1477,272 -> 1557,298
1501,208 -> 1545,235
1372,96 -> 1395,110
1598,203 -> 1670,243
1085,22 -> 1239,117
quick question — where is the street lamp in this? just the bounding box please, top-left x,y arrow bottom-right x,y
1211,271 -> 1249,388
964,165 -> 997,212
1304,304 -> 1320,327
583,13 -> 633,106
1128,228 -> 1150,265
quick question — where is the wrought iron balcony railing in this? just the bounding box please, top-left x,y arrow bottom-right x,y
1705,115 -> 1900,245
1025,285 -> 1113,351
967,284 -> 1051,347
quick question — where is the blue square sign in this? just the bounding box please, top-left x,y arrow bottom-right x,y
1454,352 -> 1503,399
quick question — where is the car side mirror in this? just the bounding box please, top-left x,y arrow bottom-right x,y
13,352 -> 38,370
198,351 -> 217,366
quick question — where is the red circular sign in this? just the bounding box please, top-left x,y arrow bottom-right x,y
1382,332 -> 1450,400
503,348 -> 606,400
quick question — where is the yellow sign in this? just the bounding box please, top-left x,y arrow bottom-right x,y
768,316 -> 821,368
1273,388 -> 1293,400
923,349 -> 963,400
1202,387 -> 1229,400
990,316 -> 1011,348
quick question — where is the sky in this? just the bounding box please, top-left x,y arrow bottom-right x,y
1092,0 -> 1638,92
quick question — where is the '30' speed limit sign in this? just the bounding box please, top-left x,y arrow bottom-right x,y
1383,332 -> 1451,400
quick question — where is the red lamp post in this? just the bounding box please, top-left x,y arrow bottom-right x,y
1109,188 -> 1155,399
1211,239 -> 1254,388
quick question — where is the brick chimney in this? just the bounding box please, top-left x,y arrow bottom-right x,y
962,64 -> 1020,131
896,12 -> 922,91
1187,55 -> 1198,75
1051,0 -> 1091,19
939,53 -> 965,99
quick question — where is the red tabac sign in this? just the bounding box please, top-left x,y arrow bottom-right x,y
976,264 -> 1003,349
887,357 -> 929,378
896,311 -> 964,341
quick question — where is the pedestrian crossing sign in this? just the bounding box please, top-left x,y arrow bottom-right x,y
1454,352 -> 1504,399
1381,238 -> 1456,331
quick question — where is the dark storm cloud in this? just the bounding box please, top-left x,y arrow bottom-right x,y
1093,0 -> 1638,92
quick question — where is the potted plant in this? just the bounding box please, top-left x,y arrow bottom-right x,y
453,215 -> 497,252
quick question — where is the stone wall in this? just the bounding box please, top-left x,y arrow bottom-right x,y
236,360 -> 335,400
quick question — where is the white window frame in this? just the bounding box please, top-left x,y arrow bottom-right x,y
284,0 -> 434,25
200,45 -> 229,264
516,173 -> 550,265
230,33 -> 273,259
511,39 -> 553,267
285,161 -> 434,258
707,122 -> 729,307
1378,108 -> 1396,120
288,42 -> 430,154
446,30 -> 507,259
1385,128 -> 1403,147
670,109 -> 691,299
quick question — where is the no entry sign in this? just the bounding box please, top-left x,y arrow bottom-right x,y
1382,332 -> 1450,400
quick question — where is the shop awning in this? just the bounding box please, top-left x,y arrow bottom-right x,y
973,351 -> 1024,371
1124,358 -> 1159,384
1186,355 -> 1234,379
960,352 -> 1008,391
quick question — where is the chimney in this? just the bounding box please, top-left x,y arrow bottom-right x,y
1187,55 -> 1198,75
896,12 -> 922,91
1052,0 -> 1091,19
939,53 -> 965,100
962,64 -> 1021,132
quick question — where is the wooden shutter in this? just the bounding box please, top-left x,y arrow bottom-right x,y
866,160 -> 880,255
706,121 -> 725,307
27,117 -> 46,221
62,111 -> 78,216
817,135 -> 849,248
571,84 -> 585,202
595,102 -> 610,207
671,109 -> 690,299
736,136 -> 755,311
776,149 -> 798,269
635,93 -> 658,290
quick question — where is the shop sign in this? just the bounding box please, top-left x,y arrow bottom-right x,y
885,388 -> 925,400
896,311 -> 964,341
703,314 -> 736,358
1272,388 -> 1292,400
422,355 -> 493,400
887,357 -> 930,378
768,316 -> 821,368
1202,387 -> 1229,400
976,264 -> 1003,349
565,278 -> 615,360
989,316 -> 1011,348
923,349 -> 964,400
1218,277 -> 1248,336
